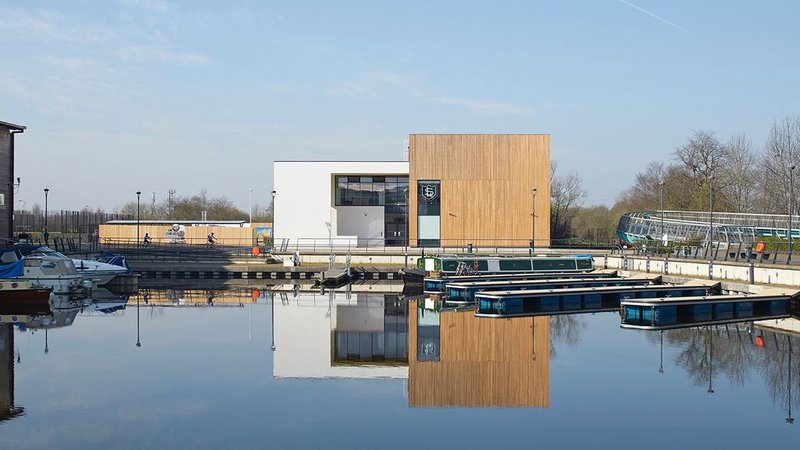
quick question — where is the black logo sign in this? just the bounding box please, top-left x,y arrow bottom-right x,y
420,184 -> 439,202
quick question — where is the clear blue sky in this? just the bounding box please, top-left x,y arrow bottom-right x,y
2,0 -> 799,212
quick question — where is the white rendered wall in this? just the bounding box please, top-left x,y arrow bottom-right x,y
335,206 -> 385,247
273,161 -> 408,246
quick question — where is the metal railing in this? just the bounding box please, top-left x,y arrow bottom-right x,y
618,238 -> 800,266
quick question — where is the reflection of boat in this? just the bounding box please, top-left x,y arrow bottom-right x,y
0,280 -> 51,306
83,288 -> 129,315
620,289 -> 797,330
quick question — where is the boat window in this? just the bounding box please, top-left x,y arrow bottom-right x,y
533,259 -> 577,271
499,259 -> 532,271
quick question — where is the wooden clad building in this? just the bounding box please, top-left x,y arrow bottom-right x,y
408,301 -> 550,408
408,134 -> 550,248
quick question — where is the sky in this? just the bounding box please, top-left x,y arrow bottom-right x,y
2,0 -> 799,212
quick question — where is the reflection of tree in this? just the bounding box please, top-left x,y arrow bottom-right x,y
662,322 -> 800,421
549,314 -> 587,359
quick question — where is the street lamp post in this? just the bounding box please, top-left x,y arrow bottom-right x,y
271,190 -> 276,251
43,188 -> 49,245
136,191 -> 141,247
659,181 -> 665,242
404,187 -> 409,267
708,175 -> 715,259
789,166 -> 796,263
531,188 -> 537,251
249,187 -> 253,225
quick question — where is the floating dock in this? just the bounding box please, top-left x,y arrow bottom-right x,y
619,288 -> 799,330
423,269 -> 618,293
474,280 -> 720,318
446,274 -> 660,302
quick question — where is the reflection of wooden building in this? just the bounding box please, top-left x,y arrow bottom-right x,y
408,302 -> 550,408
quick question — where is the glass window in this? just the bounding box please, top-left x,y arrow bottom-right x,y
499,259 -> 532,271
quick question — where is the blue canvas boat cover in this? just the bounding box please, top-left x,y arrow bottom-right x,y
0,258 -> 25,278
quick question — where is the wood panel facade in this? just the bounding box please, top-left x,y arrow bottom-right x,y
98,223 -> 272,246
408,134 -> 550,247
408,302 -> 550,408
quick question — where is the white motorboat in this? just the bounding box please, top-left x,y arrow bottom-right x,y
29,247 -> 130,286
1,250 -> 92,297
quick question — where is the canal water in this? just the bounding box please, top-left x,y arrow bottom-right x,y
1,283 -> 798,449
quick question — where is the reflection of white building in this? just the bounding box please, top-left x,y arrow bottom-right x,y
273,291 -> 408,379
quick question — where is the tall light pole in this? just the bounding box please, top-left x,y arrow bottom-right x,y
659,181 -> 665,240
136,191 -> 141,247
271,190 -> 276,250
531,188 -> 537,250
43,188 -> 49,245
708,175 -> 715,258
790,166 -> 796,263
404,187 -> 409,267
249,187 -> 253,225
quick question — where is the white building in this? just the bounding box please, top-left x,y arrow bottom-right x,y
272,161 -> 409,248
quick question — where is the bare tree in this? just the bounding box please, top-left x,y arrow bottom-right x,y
720,134 -> 758,213
760,117 -> 800,214
616,161 -> 667,211
675,130 -> 726,186
550,162 -> 587,240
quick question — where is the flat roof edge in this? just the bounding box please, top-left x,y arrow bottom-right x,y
0,120 -> 26,131
274,160 -> 408,163
407,133 -> 550,136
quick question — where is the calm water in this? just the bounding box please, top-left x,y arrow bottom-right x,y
1,283 -> 799,449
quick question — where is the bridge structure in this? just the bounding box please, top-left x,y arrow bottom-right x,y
616,210 -> 799,245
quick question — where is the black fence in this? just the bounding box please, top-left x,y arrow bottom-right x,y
13,210 -> 132,236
